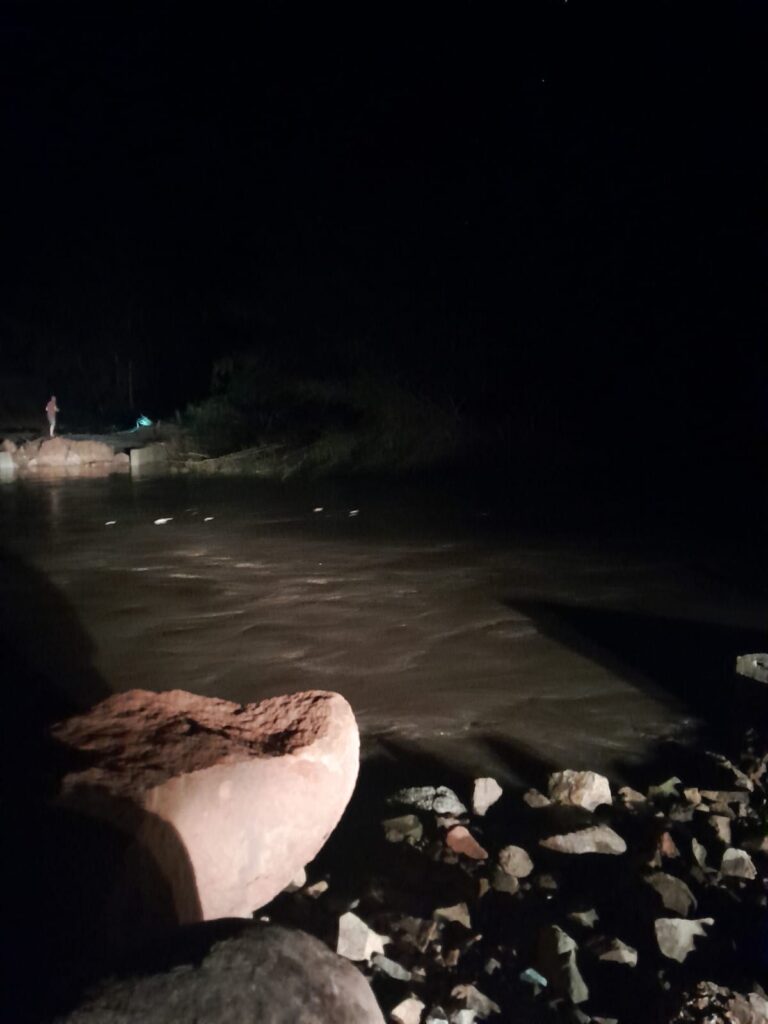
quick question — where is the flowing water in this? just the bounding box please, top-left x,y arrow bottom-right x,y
1,471 -> 766,786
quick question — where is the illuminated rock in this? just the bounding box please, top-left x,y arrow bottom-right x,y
54,688 -> 359,922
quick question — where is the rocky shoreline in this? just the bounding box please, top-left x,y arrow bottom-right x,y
262,743 -> 768,1023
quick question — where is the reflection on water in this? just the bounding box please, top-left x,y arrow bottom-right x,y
1,473 -> 766,784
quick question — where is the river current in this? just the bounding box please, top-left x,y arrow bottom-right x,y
2,472 -> 765,786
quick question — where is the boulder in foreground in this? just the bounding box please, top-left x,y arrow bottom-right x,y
53,688 -> 359,922
56,924 -> 385,1024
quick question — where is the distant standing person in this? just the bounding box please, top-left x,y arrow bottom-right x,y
45,395 -> 59,437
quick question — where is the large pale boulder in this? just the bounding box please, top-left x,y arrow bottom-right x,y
37,436 -> 70,466
72,439 -> 116,464
56,924 -> 385,1023
53,688 -> 359,922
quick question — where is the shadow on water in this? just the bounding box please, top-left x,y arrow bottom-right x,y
507,600 -> 768,785
0,547 -> 200,1023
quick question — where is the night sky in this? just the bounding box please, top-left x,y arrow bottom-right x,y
1,3 -> 765,502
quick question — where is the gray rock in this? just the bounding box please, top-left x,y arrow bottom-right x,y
654,917 -> 714,962
568,908 -> 599,929
645,872 -> 697,916
548,769 -> 612,812
721,848 -> 757,879
383,815 -> 424,844
391,997 -> 425,1024
539,826 -> 626,855
523,788 -> 551,808
425,1009 -> 449,1024
490,867 -> 519,894
735,653 -> 768,684
472,777 -> 502,816
371,954 -> 411,982
497,844 -> 533,878
338,912 -> 390,962
390,786 -> 467,816
56,924 -> 385,1023
595,937 -> 638,966
536,925 -> 589,1004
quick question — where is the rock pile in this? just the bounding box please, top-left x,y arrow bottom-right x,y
263,750 -> 768,1023
1,436 -> 129,473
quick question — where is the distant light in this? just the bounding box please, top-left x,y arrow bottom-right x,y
105,520 -> 116,526
204,516 -> 214,522
137,415 -> 152,427
313,506 -> 324,512
349,509 -> 360,517
154,517 -> 173,525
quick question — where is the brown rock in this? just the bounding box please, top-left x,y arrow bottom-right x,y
53,688 -> 359,922
445,826 -> 488,860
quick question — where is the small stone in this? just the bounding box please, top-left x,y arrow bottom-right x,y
484,958 -> 501,975
523,788 -> 551,808
735,653 -> 768,684
425,1009 -> 449,1024
519,967 -> 548,991
654,917 -> 714,962
618,785 -> 647,805
539,826 -> 626,855
683,787 -> 702,805
390,786 -> 467,816
477,878 -> 491,898
490,868 -> 519,894
283,868 -> 307,892
391,997 -> 426,1024
596,937 -> 638,966
658,831 -> 680,858
372,954 -> 412,982
497,844 -> 534,878
691,838 -> 708,868
472,777 -> 503,816
450,1012 -> 476,1024
383,815 -> 424,844
645,872 -> 697,916
305,880 -> 329,899
434,903 -> 471,929
648,777 -> 682,800
337,912 -> 390,962
568,908 -> 599,929
446,826 -> 488,860
709,815 -> 732,845
548,769 -> 612,811
536,925 -> 589,1004
721,848 -> 757,880
451,983 -> 501,1018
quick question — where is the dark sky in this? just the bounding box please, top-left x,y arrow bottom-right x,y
1,2 -> 766,479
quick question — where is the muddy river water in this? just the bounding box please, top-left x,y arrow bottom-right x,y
1,471 -> 766,787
